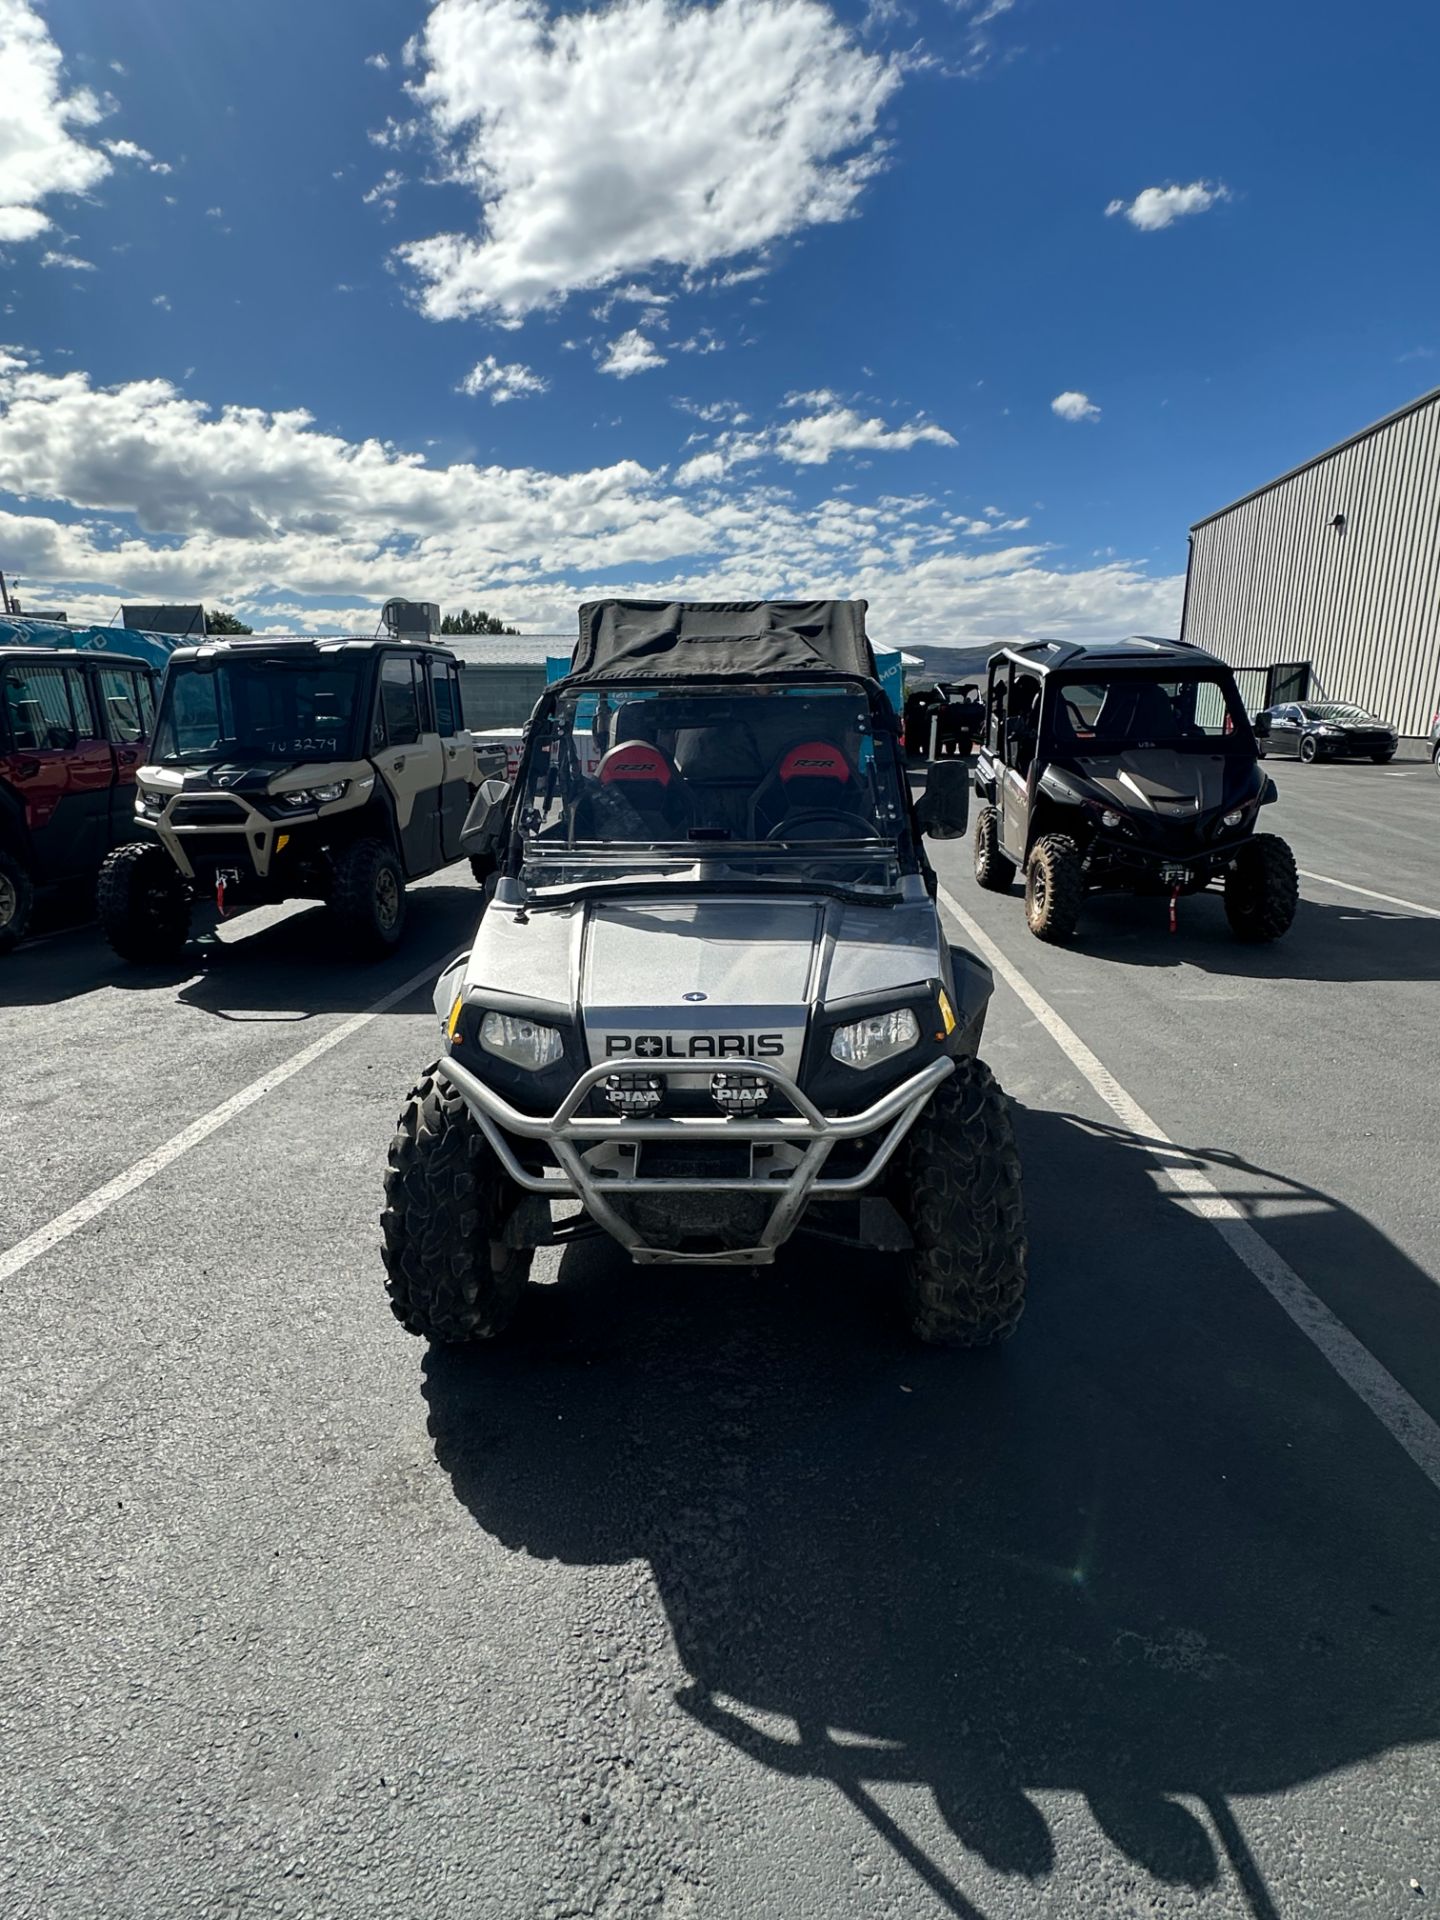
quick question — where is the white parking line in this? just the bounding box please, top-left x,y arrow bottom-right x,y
0,950 -> 457,1288
1297,869 -> 1440,919
938,886 -> 1440,1496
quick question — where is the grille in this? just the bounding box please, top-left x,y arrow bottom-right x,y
170,796 -> 248,826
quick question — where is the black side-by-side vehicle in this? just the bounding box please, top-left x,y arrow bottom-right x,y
971,635 -> 1298,944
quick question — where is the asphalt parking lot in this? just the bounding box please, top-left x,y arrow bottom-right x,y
2,752 -> 1438,1919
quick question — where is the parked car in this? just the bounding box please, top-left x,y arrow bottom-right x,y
1429,704 -> 1439,778
903,681 -> 985,758
971,635 -> 1297,944
97,634 -> 482,963
1253,701 -> 1398,763
0,647 -> 158,953
381,597 -> 1023,1349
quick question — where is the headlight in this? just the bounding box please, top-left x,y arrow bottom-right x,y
830,1007 -> 920,1070
1100,808 -> 1122,829
1317,725 -> 1343,737
480,1010 -> 564,1070
138,788 -> 164,816
1223,808 -> 1246,827
278,780 -> 349,810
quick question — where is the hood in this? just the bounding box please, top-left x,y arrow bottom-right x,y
459,891 -> 946,1072
1066,749 -> 1248,820
583,899 -> 820,1070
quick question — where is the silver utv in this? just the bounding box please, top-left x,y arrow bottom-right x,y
381,600 -> 1026,1347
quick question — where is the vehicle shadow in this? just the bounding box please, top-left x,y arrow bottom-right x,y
1059,891 -> 1440,984
418,1105 -> 1440,1914
0,880 -> 483,1012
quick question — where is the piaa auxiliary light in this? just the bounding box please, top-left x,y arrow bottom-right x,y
603,1071 -> 664,1115
710,1072 -> 771,1117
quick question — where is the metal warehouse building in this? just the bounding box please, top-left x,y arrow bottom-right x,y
1182,385 -> 1440,739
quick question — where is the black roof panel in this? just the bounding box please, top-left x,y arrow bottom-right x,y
993,634 -> 1223,674
568,599 -> 877,682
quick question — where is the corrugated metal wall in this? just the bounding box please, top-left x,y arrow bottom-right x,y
457,662 -> 549,730
1184,391 -> 1440,736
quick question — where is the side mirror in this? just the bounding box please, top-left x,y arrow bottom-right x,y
459,775 -> 512,857
1259,775 -> 1279,806
915,761 -> 969,840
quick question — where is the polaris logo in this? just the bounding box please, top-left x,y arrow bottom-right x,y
605,1033 -> 785,1060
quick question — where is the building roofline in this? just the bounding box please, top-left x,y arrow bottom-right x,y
1190,383 -> 1440,532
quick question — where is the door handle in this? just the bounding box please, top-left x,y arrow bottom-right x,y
446,746 -> 457,759
392,755 -> 405,772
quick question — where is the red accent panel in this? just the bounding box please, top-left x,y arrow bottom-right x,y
598,742 -> 673,787
778,741 -> 849,783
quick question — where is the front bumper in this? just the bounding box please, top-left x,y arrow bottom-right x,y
436,1050 -> 954,1265
1083,826 -> 1256,890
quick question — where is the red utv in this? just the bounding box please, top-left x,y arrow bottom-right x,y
0,648 -> 158,952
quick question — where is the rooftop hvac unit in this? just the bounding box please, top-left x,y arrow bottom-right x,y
381,598 -> 441,640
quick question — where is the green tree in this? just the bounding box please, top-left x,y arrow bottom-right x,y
205,609 -> 253,634
440,608 -> 519,636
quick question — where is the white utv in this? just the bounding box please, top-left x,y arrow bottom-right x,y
97,636 -> 480,961
382,600 -> 1027,1346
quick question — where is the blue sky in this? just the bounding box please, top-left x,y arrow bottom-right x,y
2,0 -> 1437,644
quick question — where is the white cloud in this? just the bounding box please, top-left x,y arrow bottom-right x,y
394,0 -> 899,320
362,169 -> 406,207
674,396 -> 750,426
775,405 -> 955,463
0,351 -> 1181,647
458,354 -> 549,402
1051,390 -> 1099,423
678,401 -> 955,479
598,329 -> 667,378
103,138 -> 150,161
366,51 -> 391,70
1105,180 -> 1230,232
151,293 -> 171,311
39,248 -> 96,271
0,0 -> 112,243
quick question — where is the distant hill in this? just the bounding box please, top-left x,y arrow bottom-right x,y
899,642 -> 998,686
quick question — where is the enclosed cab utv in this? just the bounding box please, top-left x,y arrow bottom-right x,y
381,598 -> 1025,1348
0,648 -> 159,953
97,635 -> 479,962
971,636 -> 1298,944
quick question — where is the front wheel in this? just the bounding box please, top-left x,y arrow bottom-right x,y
973,805 -> 1016,892
1433,746 -> 1440,780
1224,833 -> 1298,942
1024,833 -> 1083,942
96,842 -> 190,963
894,1059 -> 1027,1347
330,838 -> 406,954
1299,735 -> 1319,764
381,1067 -> 531,1343
0,849 -> 35,955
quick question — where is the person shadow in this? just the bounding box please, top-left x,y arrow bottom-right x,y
418,1104 -> 1440,1916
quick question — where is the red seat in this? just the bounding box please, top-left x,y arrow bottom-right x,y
750,739 -> 860,837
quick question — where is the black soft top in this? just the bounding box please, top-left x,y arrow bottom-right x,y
569,599 -> 877,683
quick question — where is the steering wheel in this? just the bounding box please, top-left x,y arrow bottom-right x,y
1062,696 -> 1090,732
765,808 -> 876,842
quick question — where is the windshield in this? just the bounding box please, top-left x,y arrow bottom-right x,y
1299,703 -> 1378,723
152,657 -> 365,765
514,680 -> 906,898
1049,673 -> 1253,756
